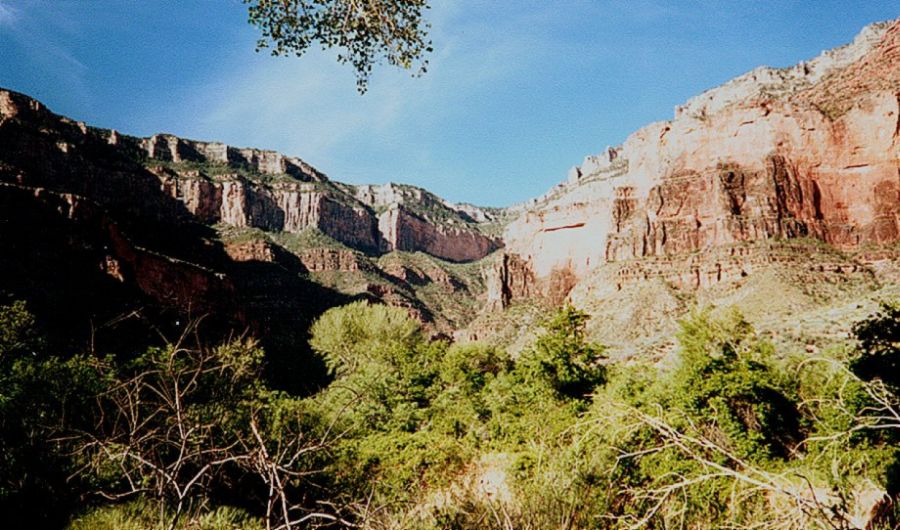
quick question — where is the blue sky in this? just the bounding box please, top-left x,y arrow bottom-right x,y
0,1 -> 897,206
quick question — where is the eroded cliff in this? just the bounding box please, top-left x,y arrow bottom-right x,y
497,20 -> 900,309
449,20 -> 900,358
1,18 -> 898,358
0,87 -> 507,343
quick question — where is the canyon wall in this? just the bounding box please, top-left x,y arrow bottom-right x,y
0,88 -> 501,264
0,86 -> 504,338
2,18 -> 899,341
147,154 -> 503,262
495,20 -> 900,308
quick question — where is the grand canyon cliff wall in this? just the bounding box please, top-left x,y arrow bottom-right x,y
0,83 -> 509,341
2,19 -> 899,340
495,20 -> 900,307
0,89 -> 501,264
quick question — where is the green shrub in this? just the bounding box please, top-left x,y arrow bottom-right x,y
68,499 -> 262,530
667,308 -> 801,461
310,300 -> 424,375
0,300 -> 110,527
5,291 -> 898,530
0,299 -> 42,360
518,305 -> 606,400
851,300 -> 900,391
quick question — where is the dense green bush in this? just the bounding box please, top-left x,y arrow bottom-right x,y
0,301 -> 339,529
305,302 -> 610,527
851,300 -> 900,391
518,304 -> 606,400
2,296 -> 899,529
0,299 -> 42,358
668,308 -> 801,460
310,299 -> 424,376
0,300 -> 109,528
67,499 -> 262,530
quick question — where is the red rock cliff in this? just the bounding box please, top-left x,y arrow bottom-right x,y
500,20 -> 900,304
0,88 -> 501,263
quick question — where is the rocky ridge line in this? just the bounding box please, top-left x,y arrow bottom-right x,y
0,88 -> 504,264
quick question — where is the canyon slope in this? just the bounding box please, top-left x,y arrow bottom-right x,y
476,19 -> 900,356
0,88 -> 505,383
0,18 -> 898,364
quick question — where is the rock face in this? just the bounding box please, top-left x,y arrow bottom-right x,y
156,171 -> 383,251
138,133 -> 325,181
2,18 -> 898,345
485,253 -> 536,310
0,85 -> 507,341
675,21 -> 892,119
2,183 -> 237,315
152,166 -> 502,263
378,205 -> 500,261
352,182 -> 504,260
499,19 -> 900,306
0,88 -> 502,265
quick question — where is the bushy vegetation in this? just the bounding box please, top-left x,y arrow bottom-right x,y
1,296 -> 898,529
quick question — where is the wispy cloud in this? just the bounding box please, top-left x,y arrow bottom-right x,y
0,1 -> 19,28
0,2 -> 88,88
113,0 -> 712,203
172,0 -> 564,187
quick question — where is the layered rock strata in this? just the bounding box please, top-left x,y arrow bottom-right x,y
498,20 -> 900,306
0,88 -> 502,264
0,86 -> 505,337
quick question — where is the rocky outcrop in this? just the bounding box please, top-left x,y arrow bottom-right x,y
485,252 -> 537,309
500,20 -> 900,304
299,248 -> 369,272
0,87 -> 505,265
2,182 -> 238,318
675,20 -> 892,119
161,173 -> 502,260
378,205 -> 500,262
153,159 -> 501,262
347,182 -> 503,261
351,182 -> 500,224
162,175 -> 382,251
794,19 -> 900,117
572,242 -> 875,299
223,239 -> 279,263
137,133 -> 326,181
